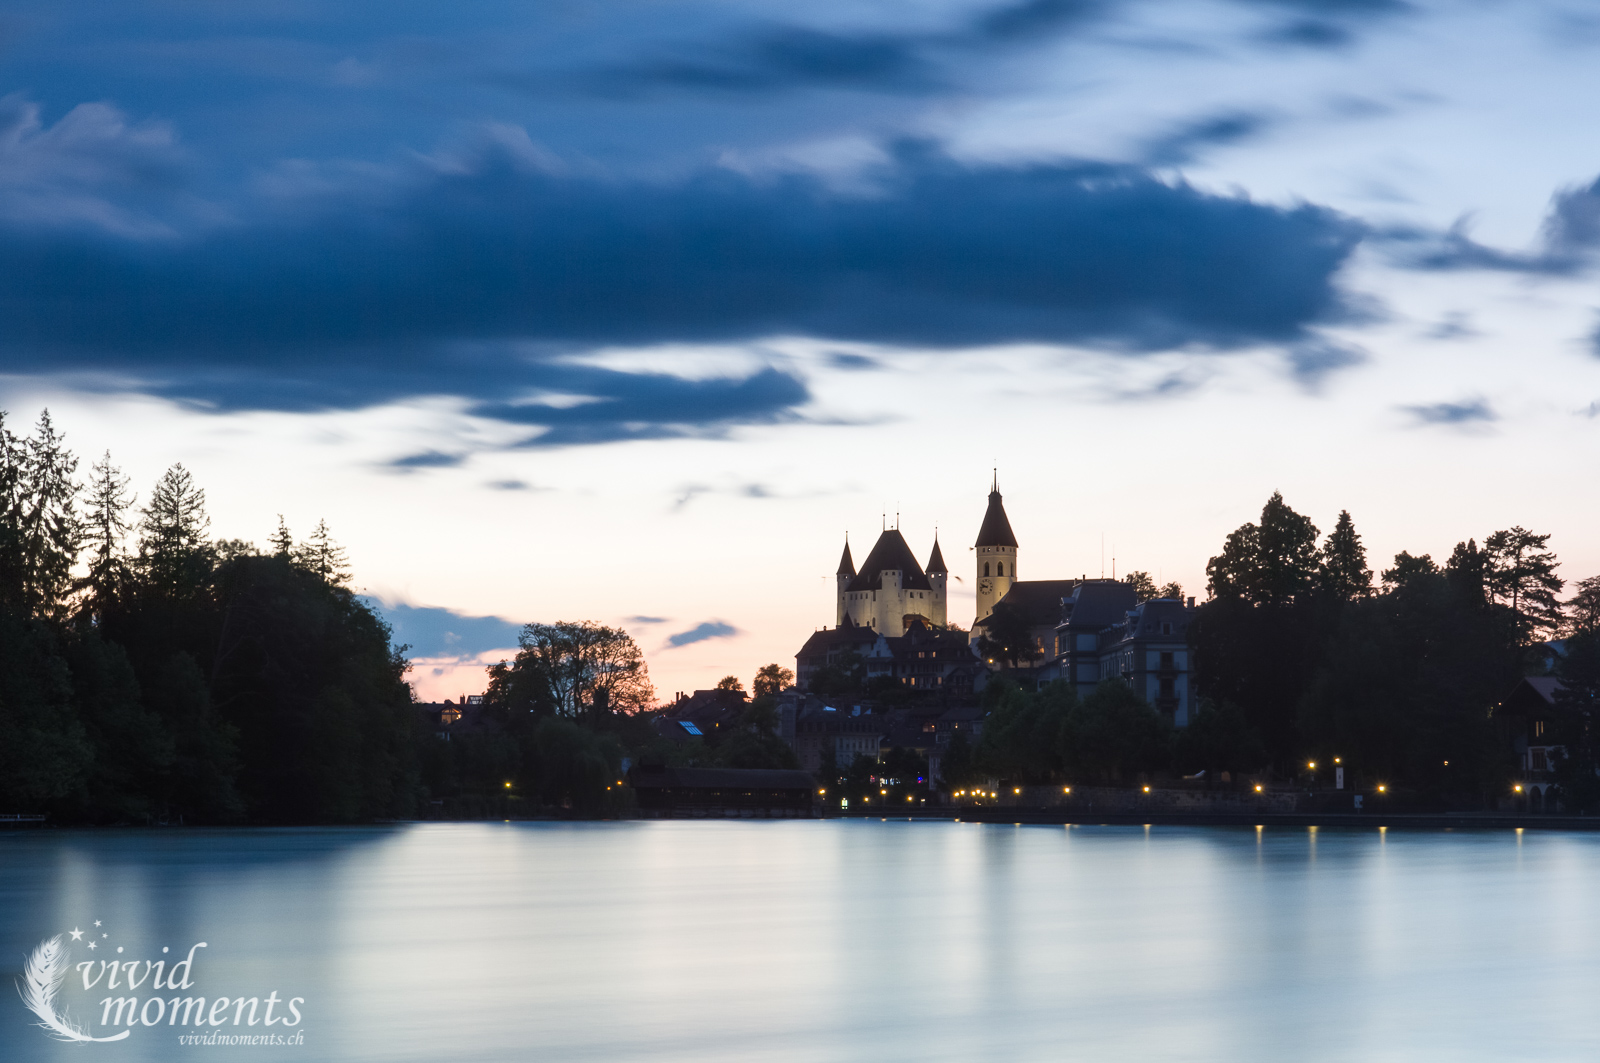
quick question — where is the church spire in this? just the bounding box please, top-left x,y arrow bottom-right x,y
926,536 -> 947,575
974,483 -> 1017,548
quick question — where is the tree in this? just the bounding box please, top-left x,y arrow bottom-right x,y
1566,576 -> 1600,636
978,601 -> 1042,667
81,451 -> 135,619
752,663 -> 793,698
1158,581 -> 1184,602
138,464 -> 212,597
1320,510 -> 1372,601
1206,492 -> 1320,606
487,621 -> 654,720
1483,527 -> 1563,644
270,516 -> 294,557
1173,700 -> 1266,781
715,675 -> 744,693
297,519 -> 351,585
1124,571 -> 1158,602
15,411 -> 81,620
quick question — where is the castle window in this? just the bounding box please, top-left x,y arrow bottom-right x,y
997,562 -> 1004,576
984,563 -> 990,577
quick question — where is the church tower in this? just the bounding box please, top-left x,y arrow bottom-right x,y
926,537 -> 948,627
835,537 -> 855,626
973,474 -> 1018,624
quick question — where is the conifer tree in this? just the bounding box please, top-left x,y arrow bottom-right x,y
1483,527 -> 1563,644
296,519 -> 351,584
17,411 -> 81,620
81,451 -> 136,618
1569,576 -> 1600,636
138,464 -> 213,596
1320,510 -> 1372,601
269,515 -> 293,557
0,411 -> 25,609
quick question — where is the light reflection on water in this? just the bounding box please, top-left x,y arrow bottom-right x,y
3,821 -> 1598,1062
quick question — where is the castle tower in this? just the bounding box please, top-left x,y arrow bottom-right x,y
836,537 -> 855,627
973,474 -> 1018,624
926,536 -> 948,627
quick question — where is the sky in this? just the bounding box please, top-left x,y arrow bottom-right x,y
2,0 -> 1599,702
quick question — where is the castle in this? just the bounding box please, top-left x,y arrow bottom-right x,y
802,477 -> 1198,726
831,474 -> 1044,634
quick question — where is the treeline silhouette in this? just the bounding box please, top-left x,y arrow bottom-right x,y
0,410 -> 416,823
956,493 -> 1600,806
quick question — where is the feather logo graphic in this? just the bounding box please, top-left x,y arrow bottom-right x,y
16,935 -> 130,1042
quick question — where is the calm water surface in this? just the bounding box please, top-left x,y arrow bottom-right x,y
2,821 -> 1596,1062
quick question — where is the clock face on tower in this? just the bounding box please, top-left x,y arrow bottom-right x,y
978,579 -> 993,595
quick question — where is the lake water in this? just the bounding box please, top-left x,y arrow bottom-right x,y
2,821 -> 1597,1062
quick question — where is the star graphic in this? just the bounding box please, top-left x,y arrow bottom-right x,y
87,941 -> 97,950
93,921 -> 102,928
69,927 -> 84,941
101,933 -> 108,938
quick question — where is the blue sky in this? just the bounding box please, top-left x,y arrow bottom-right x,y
3,0 -> 1599,698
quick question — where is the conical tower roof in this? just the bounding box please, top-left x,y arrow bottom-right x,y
926,538 -> 948,575
845,529 -> 932,592
974,488 -> 1017,548
837,538 -> 856,577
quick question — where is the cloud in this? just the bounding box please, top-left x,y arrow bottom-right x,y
1424,311 -> 1479,341
1286,337 -> 1367,387
364,598 -> 524,659
1386,177 -> 1600,275
388,450 -> 466,469
589,0 -> 1103,98
0,137 -> 1363,427
1401,398 -> 1496,428
477,366 -> 810,447
828,351 -> 880,371
627,615 -> 668,625
486,478 -> 544,491
1144,111 -> 1272,166
664,620 -> 740,649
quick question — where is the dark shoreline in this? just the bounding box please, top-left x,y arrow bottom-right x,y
833,809 -> 1600,830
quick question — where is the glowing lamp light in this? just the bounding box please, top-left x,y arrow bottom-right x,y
1514,784 -> 1523,793
503,781 -> 512,789
1142,786 -> 1151,793
1254,784 -> 1263,792
1014,788 -> 1021,794
1377,784 -> 1387,793
1334,757 -> 1342,765
1063,787 -> 1071,794
1308,761 -> 1317,770
880,788 -> 887,795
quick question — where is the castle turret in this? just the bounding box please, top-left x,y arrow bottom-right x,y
926,537 -> 948,627
835,537 -> 855,626
973,475 -> 1018,624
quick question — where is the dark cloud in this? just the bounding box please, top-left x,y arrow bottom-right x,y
1402,398 -> 1495,427
478,367 -> 809,448
1261,19 -> 1354,48
595,0 -> 1103,98
605,28 -> 938,95
1144,111 -> 1271,166
0,140 -> 1363,430
364,598 -> 524,658
664,620 -> 739,648
1286,338 -> 1367,387
388,450 -> 466,469
828,352 -> 880,370
1387,178 -> 1600,275
486,478 -> 538,491
627,615 -> 668,624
